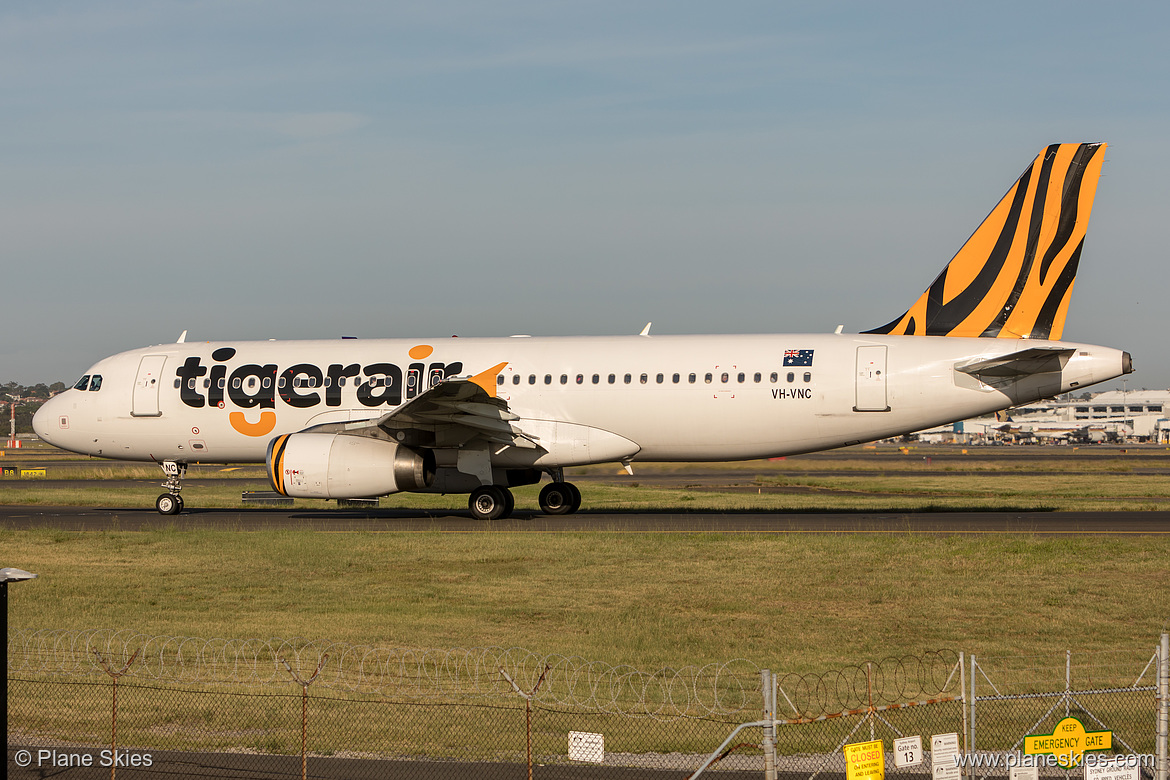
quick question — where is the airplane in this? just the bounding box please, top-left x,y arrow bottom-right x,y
32,142 -> 1132,519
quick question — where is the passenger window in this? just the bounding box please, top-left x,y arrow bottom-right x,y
608,374 -> 616,384
640,374 -> 648,384
592,374 -> 600,384
656,374 -> 664,383
497,375 -> 505,386
529,375 -> 536,385
89,375 -> 103,392
672,373 -> 680,383
787,372 -> 795,382
188,379 -> 196,389
737,372 -> 745,383
705,373 -> 713,383
754,373 -> 761,383
721,373 -> 729,383
513,375 -> 520,385
624,374 -> 632,384
232,377 -> 242,389
74,375 -> 91,391
248,377 -> 257,389
770,372 -> 778,383
544,374 -> 552,385
804,372 -> 811,382
576,374 -> 584,384
204,379 -> 211,388
689,373 -> 696,383
560,374 -> 568,384
173,379 -> 181,389
278,377 -> 286,389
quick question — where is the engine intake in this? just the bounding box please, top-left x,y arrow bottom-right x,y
267,433 -> 435,499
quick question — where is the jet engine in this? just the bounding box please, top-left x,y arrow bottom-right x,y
267,433 -> 435,499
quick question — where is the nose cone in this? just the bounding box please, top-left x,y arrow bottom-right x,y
32,395 -> 58,443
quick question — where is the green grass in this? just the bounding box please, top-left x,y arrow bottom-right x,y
5,528 -> 1168,671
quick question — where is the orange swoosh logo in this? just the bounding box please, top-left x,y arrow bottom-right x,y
230,411 -> 277,437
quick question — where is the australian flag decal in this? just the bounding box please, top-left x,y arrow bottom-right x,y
783,349 -> 814,367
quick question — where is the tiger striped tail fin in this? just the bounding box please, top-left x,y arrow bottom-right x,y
864,142 -> 1106,340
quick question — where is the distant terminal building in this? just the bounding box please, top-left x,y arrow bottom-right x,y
914,389 -> 1170,444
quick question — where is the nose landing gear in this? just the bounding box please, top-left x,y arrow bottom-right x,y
156,461 -> 186,515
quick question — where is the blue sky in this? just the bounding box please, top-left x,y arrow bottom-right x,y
3,1 -> 1167,388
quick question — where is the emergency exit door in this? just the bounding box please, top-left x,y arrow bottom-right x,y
854,346 -> 890,412
131,355 -> 167,417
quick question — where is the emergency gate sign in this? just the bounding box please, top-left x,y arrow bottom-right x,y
845,739 -> 885,780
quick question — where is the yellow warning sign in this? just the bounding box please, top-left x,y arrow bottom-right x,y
845,739 -> 885,780
1024,717 -> 1112,768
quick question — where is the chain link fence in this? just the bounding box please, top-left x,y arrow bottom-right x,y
8,629 -> 1169,780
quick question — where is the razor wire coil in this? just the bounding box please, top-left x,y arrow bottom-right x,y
8,628 -> 960,718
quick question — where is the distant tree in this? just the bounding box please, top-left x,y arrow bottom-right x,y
29,383 -> 50,398
15,400 -> 45,434
49,381 -> 67,394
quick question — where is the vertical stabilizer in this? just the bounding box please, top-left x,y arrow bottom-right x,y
865,142 -> 1106,339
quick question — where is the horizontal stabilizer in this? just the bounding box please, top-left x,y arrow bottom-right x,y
956,347 -> 1075,380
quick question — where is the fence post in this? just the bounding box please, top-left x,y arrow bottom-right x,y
969,654 -> 976,761
501,664 -> 551,780
1157,632 -> 1168,780
279,653 -> 328,780
761,669 -> 777,780
959,652 -> 967,779
92,647 -> 140,780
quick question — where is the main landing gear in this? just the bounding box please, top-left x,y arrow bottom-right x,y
537,481 -> 581,515
468,485 -> 515,521
467,470 -> 582,521
538,467 -> 581,516
156,461 -> 186,515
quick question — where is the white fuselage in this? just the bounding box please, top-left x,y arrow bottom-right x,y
33,334 -> 1129,467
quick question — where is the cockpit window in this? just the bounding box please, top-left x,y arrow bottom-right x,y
88,375 -> 103,392
74,375 -> 91,391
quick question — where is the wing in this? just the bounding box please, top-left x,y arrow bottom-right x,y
299,362 -> 538,451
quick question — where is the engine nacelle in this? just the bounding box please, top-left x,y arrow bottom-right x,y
267,433 -> 435,499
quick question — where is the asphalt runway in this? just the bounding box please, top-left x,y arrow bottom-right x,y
4,445 -> 1170,533
2,504 -> 1169,534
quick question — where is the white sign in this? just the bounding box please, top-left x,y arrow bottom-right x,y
931,733 -> 961,780
1085,757 -> 1143,780
895,736 -> 923,768
569,731 -> 604,763
1011,765 -> 1039,780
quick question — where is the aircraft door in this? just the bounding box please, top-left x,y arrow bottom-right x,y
854,346 -> 890,412
131,355 -> 167,417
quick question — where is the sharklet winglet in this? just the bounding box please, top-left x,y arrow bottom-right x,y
469,362 -> 509,397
